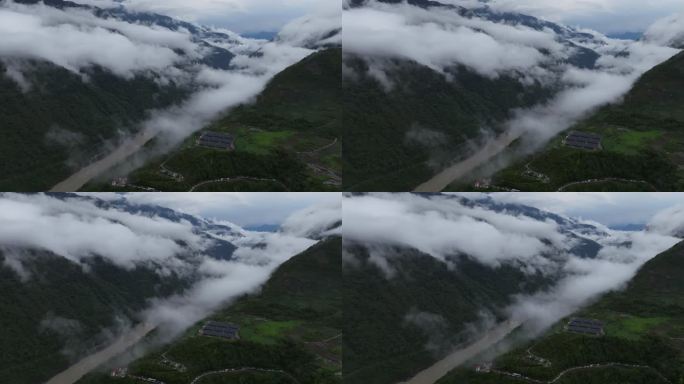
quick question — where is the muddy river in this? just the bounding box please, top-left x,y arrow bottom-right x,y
50,130 -> 156,192
414,131 -> 522,192
399,320 -> 521,384
44,322 -> 156,384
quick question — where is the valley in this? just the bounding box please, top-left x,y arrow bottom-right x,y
84,48 -> 342,193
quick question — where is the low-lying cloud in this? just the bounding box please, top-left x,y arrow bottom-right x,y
0,193 -> 340,343
644,13 -> 684,47
344,193 -> 681,335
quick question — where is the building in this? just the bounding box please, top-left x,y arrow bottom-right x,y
566,317 -> 605,336
197,131 -> 235,151
563,131 -> 602,151
199,321 -> 240,340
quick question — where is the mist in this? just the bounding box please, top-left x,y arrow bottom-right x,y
343,193 -> 681,346
0,192 -> 342,365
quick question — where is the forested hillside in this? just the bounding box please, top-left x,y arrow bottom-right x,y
440,240 -> 684,384
77,236 -> 342,384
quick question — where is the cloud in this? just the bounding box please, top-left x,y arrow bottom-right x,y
343,1 -> 679,185
643,13 -> 684,47
343,193 -> 568,271
343,3 -> 563,79
0,192 -> 341,353
0,2 -> 193,78
344,193 -> 681,337
281,199 -> 342,238
277,9 -> 341,48
0,193 -> 201,273
648,204 -> 684,237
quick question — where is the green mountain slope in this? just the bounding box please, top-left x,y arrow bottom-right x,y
485,50 -> 684,192
77,236 -> 342,384
0,250 -> 191,384
0,62 -> 188,191
343,57 -> 551,191
89,48 -> 342,192
343,246 -> 553,384
440,240 -> 684,384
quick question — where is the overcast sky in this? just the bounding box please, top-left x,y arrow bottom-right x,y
469,192 -> 684,227
77,0 -> 339,33
486,0 -> 684,35
80,193 -> 341,227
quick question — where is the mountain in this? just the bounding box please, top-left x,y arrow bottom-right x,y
0,194 -> 243,384
439,240 -> 684,384
486,50 -> 684,192
85,47 -> 342,192
341,0 -> 621,191
76,236 -> 342,384
342,194 -> 642,384
1,0 -> 336,192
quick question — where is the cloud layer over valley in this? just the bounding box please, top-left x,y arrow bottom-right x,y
343,0 -> 681,170
0,192 -> 341,341
343,193 -> 682,335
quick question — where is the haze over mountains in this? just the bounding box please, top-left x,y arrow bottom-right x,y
0,0 -> 340,191
342,0 -> 684,191
342,193 -> 683,384
0,192 -> 341,384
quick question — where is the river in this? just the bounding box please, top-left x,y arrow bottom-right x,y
44,322 -> 156,384
414,131 -> 522,192
50,130 -> 157,192
399,320 -> 521,384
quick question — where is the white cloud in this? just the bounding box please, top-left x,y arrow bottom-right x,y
343,193 -> 568,271
0,193 -> 200,272
648,204 -> 684,237
281,199 -> 342,238
0,192 -> 340,342
643,13 -> 684,47
344,193 -> 681,335
343,4 -> 561,79
0,2 -> 192,78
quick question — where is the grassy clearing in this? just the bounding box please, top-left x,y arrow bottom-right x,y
237,130 -> 294,155
240,320 -> 302,345
604,316 -> 670,340
602,130 -> 662,155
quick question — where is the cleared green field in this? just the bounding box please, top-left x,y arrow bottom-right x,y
602,130 -> 662,155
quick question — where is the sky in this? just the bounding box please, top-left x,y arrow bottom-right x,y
74,0 -> 340,33
469,192 -> 684,227
85,192 -> 342,227
484,0 -> 684,35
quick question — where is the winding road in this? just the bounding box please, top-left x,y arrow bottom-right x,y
491,362 -> 671,384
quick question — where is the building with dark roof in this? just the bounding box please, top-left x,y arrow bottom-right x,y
199,321 -> 240,340
197,131 -> 235,151
565,317 -> 605,336
563,131 -> 602,151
